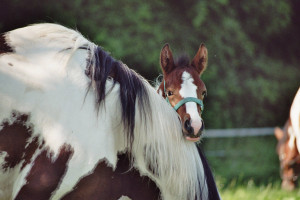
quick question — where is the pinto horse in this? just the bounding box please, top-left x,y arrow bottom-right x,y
0,24 -> 220,200
275,88 -> 300,190
157,44 -> 207,142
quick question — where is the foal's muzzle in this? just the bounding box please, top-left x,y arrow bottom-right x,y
183,118 -> 204,142
166,97 -> 204,142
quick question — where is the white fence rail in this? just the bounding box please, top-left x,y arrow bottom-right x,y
203,127 -> 275,138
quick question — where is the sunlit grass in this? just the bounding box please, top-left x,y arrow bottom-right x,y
219,180 -> 300,200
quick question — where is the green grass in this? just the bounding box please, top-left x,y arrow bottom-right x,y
220,183 -> 300,200
201,135 -> 300,199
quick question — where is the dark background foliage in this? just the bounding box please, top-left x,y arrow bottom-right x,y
1,0 -> 299,128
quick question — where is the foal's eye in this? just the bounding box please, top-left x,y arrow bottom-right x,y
202,91 -> 207,98
167,91 -> 173,96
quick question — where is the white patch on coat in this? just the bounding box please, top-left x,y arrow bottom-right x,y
0,152 -> 14,200
288,126 -> 296,149
179,71 -> 202,134
290,88 -> 300,152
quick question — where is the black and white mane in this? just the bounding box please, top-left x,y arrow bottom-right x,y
86,46 -> 150,147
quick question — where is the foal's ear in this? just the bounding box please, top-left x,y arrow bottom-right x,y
191,44 -> 208,75
160,44 -> 174,75
274,127 -> 284,140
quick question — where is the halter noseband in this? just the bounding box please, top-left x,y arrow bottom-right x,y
164,80 -> 204,112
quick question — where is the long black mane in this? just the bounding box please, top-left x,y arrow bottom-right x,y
198,146 -> 221,200
0,34 -> 14,54
86,46 -> 150,146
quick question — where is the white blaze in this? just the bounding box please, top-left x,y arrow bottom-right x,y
179,71 -> 202,134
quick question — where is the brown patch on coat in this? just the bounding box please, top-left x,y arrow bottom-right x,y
61,153 -> 160,200
0,113 -> 35,170
16,144 -> 74,200
20,136 -> 40,170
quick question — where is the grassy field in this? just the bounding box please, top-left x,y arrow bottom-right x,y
220,184 -> 300,200
201,135 -> 300,199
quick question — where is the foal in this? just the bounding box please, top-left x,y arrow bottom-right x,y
275,120 -> 300,190
157,44 -> 208,142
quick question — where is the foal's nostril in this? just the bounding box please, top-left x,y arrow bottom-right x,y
184,119 -> 194,134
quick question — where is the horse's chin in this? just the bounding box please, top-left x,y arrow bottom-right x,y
183,129 -> 202,142
185,136 -> 201,142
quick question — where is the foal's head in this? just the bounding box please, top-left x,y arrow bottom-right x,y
275,120 -> 300,190
157,44 -> 208,142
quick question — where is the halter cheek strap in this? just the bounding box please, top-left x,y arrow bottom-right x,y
164,80 -> 204,113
